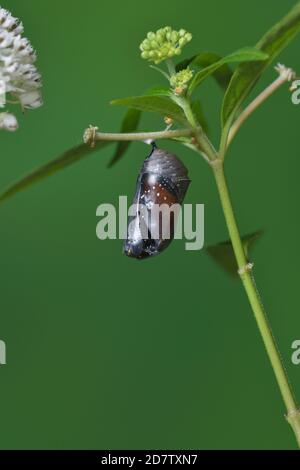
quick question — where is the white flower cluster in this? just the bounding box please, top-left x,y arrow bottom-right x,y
0,7 -> 42,131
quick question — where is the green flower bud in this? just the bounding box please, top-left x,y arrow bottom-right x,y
171,31 -> 178,43
151,40 -> 159,48
141,40 -> 150,50
156,32 -> 164,44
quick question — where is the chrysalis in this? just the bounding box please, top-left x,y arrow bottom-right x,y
124,142 -> 190,259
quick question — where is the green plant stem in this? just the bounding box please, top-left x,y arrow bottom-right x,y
92,128 -> 194,142
166,59 -> 176,77
149,65 -> 170,80
177,96 -> 217,161
212,159 -> 300,447
175,93 -> 300,446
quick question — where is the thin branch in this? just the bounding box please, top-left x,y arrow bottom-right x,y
149,65 -> 170,80
83,126 -> 194,147
166,59 -> 176,77
227,64 -> 296,148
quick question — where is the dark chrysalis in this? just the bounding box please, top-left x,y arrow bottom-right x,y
124,142 -> 190,259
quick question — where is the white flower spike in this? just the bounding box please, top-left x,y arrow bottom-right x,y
0,7 -> 42,131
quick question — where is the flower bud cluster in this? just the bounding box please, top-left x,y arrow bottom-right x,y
170,68 -> 193,93
140,26 -> 192,64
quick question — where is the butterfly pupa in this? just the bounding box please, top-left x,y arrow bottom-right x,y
124,142 -> 190,259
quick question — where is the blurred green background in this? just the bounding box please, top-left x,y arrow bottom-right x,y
0,0 -> 299,450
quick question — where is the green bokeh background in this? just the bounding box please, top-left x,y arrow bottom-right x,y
0,0 -> 299,450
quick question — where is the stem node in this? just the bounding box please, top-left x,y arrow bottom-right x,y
238,262 -> 254,276
83,125 -> 98,147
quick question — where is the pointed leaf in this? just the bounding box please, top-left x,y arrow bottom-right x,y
177,52 -> 233,91
207,230 -> 263,277
111,95 -> 188,125
144,86 -> 171,96
222,2 -> 300,132
108,109 -> 141,167
192,53 -> 234,90
0,142 -> 112,204
188,47 -> 268,96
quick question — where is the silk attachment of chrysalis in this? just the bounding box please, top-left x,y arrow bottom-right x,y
124,142 -> 191,259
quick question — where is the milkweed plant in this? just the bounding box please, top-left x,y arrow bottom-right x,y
1,3 -> 300,448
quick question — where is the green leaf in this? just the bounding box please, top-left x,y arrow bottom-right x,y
192,53 -> 234,90
177,52 -> 233,90
222,2 -> 300,131
108,109 -> 141,167
207,230 -> 263,277
191,100 -> 209,133
188,47 -> 268,96
111,95 -> 188,125
144,86 -> 171,96
0,142 -> 112,204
